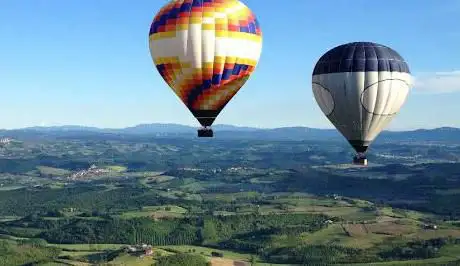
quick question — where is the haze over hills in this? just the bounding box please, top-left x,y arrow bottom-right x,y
0,123 -> 459,142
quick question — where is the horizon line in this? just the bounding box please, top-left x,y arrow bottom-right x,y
0,123 -> 458,132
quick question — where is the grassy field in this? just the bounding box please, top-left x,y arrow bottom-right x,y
37,214 -> 460,266
297,224 -> 389,249
0,185 -> 24,191
0,234 -> 29,241
201,192 -> 261,202
366,221 -> 417,236
413,228 -> 460,239
41,262 -> 78,266
267,196 -> 378,221
52,259 -> 92,266
161,245 -> 258,262
4,230 -> 460,266
37,166 -> 71,176
2,189 -> 460,266
117,205 -> 188,219
48,182 -> 67,189
60,250 -> 100,256
103,253 -> 155,266
379,207 -> 436,221
347,256 -> 460,265
104,165 -> 128,172
139,174 -> 176,187
111,193 -> 460,263
41,216 -> 105,222
0,215 -> 21,222
47,243 -> 125,251
42,244 -> 255,266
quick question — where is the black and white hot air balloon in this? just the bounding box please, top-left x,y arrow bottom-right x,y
312,42 -> 412,165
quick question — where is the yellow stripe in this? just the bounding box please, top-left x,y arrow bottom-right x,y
213,56 -> 226,64
229,9 -> 250,18
203,11 -> 215,18
202,62 -> 214,69
150,31 -> 176,40
216,31 -> 262,42
151,31 -> 261,42
202,24 -> 215,30
176,24 -> 189,30
225,57 -> 237,64
155,57 -> 259,67
180,62 -> 191,68
190,17 -> 202,23
214,30 -> 228,37
215,7 -> 227,12
154,56 -> 181,64
215,18 -> 227,24
230,32 -> 262,42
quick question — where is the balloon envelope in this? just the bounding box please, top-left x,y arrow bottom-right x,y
312,42 -> 412,153
149,0 -> 263,127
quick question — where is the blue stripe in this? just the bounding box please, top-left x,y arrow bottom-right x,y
312,42 -> 410,75
222,69 -> 232,81
187,79 -> 212,107
192,0 -> 203,7
248,22 -> 256,34
232,64 -> 242,75
180,2 -> 192,12
186,64 -> 252,108
212,74 -> 222,85
155,64 -> 166,76
168,7 -> 180,19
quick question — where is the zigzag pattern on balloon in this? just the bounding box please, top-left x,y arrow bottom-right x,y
154,56 -> 256,106
148,0 -> 263,126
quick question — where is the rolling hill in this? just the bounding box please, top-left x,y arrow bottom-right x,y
0,124 -> 459,142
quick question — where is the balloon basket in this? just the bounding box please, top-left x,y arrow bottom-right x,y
198,127 -> 213,138
353,154 -> 368,166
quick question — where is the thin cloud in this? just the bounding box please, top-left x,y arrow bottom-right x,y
412,70 -> 460,94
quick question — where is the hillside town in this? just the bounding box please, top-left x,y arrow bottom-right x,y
0,137 -> 13,145
67,164 -> 110,181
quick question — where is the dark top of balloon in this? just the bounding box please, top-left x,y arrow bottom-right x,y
313,42 -> 410,75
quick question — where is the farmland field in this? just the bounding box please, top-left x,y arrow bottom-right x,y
0,135 -> 460,265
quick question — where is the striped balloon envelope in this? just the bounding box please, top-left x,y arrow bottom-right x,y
149,0 -> 263,137
312,42 -> 412,165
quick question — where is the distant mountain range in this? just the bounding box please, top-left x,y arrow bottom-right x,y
0,124 -> 459,142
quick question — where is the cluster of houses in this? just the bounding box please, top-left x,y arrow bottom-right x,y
124,244 -> 154,257
227,166 -> 254,172
0,137 -> 12,145
67,164 -> 110,180
180,167 -> 222,174
179,167 -> 203,171
324,193 -> 342,200
423,224 -> 438,230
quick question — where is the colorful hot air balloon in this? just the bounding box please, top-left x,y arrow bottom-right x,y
312,42 -> 412,165
149,0 -> 263,137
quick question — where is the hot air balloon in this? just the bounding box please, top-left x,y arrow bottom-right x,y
312,42 -> 412,165
149,0 -> 263,137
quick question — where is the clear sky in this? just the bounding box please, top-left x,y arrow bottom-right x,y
1,0 -> 459,130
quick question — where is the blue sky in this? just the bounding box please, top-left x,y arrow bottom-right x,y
1,0 -> 459,130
